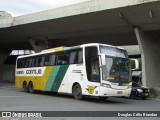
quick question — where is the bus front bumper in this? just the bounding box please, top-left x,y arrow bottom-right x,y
99,87 -> 131,97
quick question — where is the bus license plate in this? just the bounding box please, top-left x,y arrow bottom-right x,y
117,91 -> 123,94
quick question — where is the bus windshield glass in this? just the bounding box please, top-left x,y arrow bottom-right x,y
100,46 -> 130,83
100,46 -> 128,58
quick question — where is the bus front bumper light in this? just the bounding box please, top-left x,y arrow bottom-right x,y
101,83 -> 111,88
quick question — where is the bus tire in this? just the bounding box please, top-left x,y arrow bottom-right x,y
72,84 -> 83,100
23,81 -> 28,92
28,82 -> 34,94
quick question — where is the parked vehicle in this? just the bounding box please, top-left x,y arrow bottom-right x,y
130,82 -> 150,99
130,58 -> 142,85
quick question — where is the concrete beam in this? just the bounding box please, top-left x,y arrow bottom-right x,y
134,27 -> 160,97
29,39 -> 45,53
12,0 -> 159,26
0,11 -> 13,28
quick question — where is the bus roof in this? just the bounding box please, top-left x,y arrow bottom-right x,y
81,43 -> 125,50
17,43 -> 125,59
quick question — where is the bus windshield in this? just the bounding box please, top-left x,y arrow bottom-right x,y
100,46 -> 130,83
100,46 -> 128,58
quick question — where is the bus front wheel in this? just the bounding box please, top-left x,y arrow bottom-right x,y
72,84 -> 83,100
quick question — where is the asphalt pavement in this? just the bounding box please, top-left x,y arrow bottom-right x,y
0,83 -> 160,120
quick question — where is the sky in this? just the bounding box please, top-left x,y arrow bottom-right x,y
0,0 -> 90,17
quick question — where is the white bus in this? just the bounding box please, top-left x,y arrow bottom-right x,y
15,43 -> 132,100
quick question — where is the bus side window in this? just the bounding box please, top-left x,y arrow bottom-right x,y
17,59 -> 23,68
28,57 -> 34,68
23,59 -> 28,68
40,56 -> 45,66
57,52 -> 69,65
35,56 -> 39,67
44,53 -> 56,66
36,56 -> 45,67
44,54 -> 50,66
78,50 -> 83,64
69,49 -> 83,64
49,54 -> 56,66
69,51 -> 77,64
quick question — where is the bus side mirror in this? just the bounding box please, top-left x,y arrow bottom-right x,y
99,53 -> 106,66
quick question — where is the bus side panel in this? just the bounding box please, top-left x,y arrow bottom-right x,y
15,66 -> 53,91
45,66 -> 61,91
15,76 -> 35,89
65,64 -> 101,96
66,64 -> 83,94
15,76 -> 24,89
16,66 -> 70,92
44,65 -> 69,92
36,66 -> 53,91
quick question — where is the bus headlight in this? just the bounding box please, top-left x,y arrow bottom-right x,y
101,83 -> 111,88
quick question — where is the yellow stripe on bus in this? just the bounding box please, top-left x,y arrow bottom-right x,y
15,66 -> 53,91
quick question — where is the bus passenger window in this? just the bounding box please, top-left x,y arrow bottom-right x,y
35,57 -> 39,67
78,50 -> 83,64
36,56 -> 45,67
40,56 -> 45,66
44,54 -> 50,66
69,49 -> 83,64
17,59 -> 23,68
69,51 -> 77,64
57,52 -> 69,65
28,57 -> 34,67
49,54 -> 56,66
23,59 -> 28,68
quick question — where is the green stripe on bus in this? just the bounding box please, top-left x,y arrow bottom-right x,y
50,65 -> 69,92
45,66 -> 60,91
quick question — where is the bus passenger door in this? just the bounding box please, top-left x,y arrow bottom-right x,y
84,46 -> 101,96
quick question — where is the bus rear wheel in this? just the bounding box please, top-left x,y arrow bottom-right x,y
28,82 -> 34,94
23,81 -> 28,92
72,84 -> 83,100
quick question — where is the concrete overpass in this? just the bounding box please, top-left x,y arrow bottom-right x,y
0,0 -> 160,95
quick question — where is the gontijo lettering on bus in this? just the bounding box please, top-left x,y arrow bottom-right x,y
16,67 -> 46,76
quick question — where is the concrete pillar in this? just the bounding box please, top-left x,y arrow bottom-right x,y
0,51 -> 9,65
0,65 -> 15,83
134,27 -> 160,97
0,51 -> 14,83
29,39 -> 45,53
